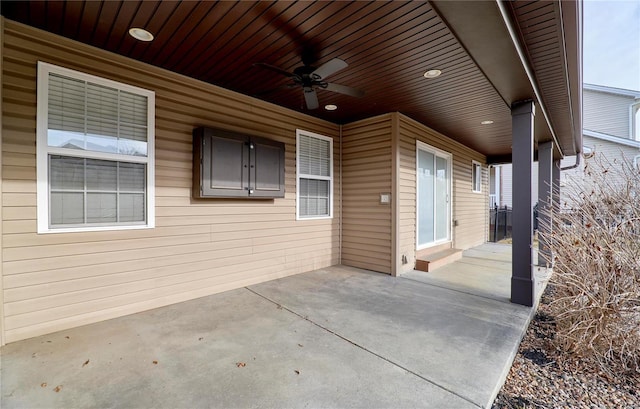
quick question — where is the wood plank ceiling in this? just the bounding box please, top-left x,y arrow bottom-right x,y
1,0 -> 574,158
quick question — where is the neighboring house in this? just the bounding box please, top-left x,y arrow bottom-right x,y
560,84 -> 640,207
493,84 -> 640,209
0,1 -> 581,344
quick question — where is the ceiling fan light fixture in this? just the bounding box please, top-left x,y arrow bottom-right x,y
324,104 -> 338,111
129,28 -> 154,42
481,120 -> 494,125
423,69 -> 442,78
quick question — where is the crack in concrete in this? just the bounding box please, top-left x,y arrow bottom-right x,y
245,287 -> 483,409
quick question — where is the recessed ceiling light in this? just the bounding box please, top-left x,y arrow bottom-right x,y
129,28 -> 154,42
324,104 -> 338,111
423,69 -> 442,78
481,120 -> 494,125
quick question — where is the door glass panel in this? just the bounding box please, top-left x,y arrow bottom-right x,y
417,150 -> 434,246
435,156 -> 448,241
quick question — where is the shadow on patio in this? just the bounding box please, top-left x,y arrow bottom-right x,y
1,243 -> 549,409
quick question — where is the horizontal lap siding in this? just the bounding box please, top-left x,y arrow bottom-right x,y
398,115 -> 487,273
341,115 -> 392,274
583,90 -> 635,138
1,20 -> 340,343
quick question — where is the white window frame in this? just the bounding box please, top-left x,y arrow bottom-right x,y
36,62 -> 155,233
472,160 -> 482,193
296,129 -> 333,220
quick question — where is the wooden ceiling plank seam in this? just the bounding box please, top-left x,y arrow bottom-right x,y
229,2 -> 383,89
527,37 -> 560,51
75,0 -> 103,45
208,1 -> 313,80
327,27 -> 453,87
61,0 -> 84,39
104,0 -> 143,52
88,1 -> 106,46
238,2 -> 412,89
212,3 -> 338,89
512,1 -> 549,15
182,1 -> 276,78
370,63 -> 488,98
101,0 -> 127,50
154,1 -> 221,68
44,0 -> 66,34
187,3 -> 293,82
521,16 -> 557,33
141,1 -> 202,64
118,1 -> 161,55
327,26 -> 455,84
519,20 -> 557,37
253,0 -> 384,69
293,2 -> 433,73
28,1 -> 47,29
184,1 -> 284,76
266,1 -> 420,72
165,1 -> 240,73
221,2 -> 333,87
90,0 -> 123,49
137,1 -> 198,62
524,29 -> 560,43
128,1 -> 180,61
231,3 -> 416,91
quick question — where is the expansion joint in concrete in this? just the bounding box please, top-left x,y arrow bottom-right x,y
245,287 -> 483,409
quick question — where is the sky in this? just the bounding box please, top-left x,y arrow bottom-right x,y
583,0 -> 640,91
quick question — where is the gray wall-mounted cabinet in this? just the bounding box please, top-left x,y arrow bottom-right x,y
193,127 -> 285,199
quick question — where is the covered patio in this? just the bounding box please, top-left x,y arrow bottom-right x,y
1,244 -> 550,409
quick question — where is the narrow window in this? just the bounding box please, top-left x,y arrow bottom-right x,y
296,130 -> 333,219
37,62 -> 155,233
472,161 -> 482,193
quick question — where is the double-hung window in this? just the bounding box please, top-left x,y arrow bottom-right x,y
296,130 -> 333,219
36,62 -> 155,233
472,161 -> 482,193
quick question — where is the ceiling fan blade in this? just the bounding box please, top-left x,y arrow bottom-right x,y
323,82 -> 365,98
303,87 -> 319,110
253,63 -> 294,78
311,58 -> 348,80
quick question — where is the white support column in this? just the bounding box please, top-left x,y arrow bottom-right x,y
537,141 -> 553,266
511,100 -> 535,307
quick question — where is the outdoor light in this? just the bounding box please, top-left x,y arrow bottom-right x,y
481,120 -> 494,125
129,28 -> 154,42
423,69 -> 442,78
324,104 -> 338,111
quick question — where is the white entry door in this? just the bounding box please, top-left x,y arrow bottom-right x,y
417,142 -> 452,248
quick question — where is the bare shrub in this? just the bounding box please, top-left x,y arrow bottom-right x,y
539,153 -> 640,376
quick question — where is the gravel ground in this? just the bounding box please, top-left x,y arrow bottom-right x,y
492,285 -> 640,409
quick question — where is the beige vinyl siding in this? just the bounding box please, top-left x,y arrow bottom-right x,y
341,114 -> 393,274
584,88 -> 636,138
398,115 -> 487,273
0,17 -> 6,346
1,20 -> 340,343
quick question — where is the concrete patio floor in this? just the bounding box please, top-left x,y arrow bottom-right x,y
0,243 -> 550,409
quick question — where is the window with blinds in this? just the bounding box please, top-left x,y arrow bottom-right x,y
296,130 -> 333,219
36,62 -> 155,233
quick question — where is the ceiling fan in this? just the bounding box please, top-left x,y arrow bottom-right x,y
254,58 -> 365,110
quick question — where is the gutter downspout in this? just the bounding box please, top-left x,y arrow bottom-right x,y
560,150 -> 581,171
339,124 -> 343,266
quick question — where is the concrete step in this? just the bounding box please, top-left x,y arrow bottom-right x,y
415,248 -> 463,272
